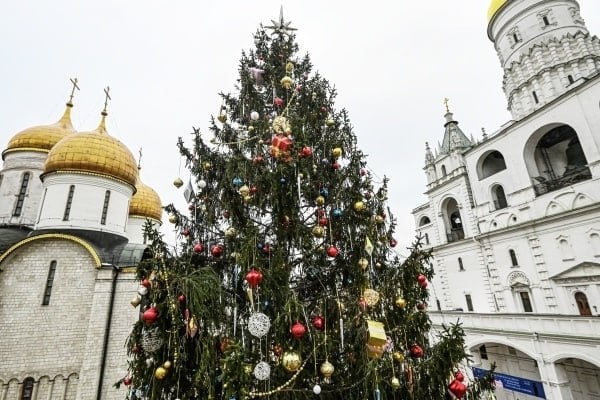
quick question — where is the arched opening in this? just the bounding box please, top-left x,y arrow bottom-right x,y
479,150 -> 507,180
442,197 -> 464,242
553,357 -> 600,399
575,292 -> 592,316
441,165 -> 447,177
419,216 -> 431,226
21,377 -> 35,400
491,184 -> 508,210
526,125 -> 591,196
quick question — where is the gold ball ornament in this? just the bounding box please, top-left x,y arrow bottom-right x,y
316,196 -> 326,206
248,125 -> 255,132
281,76 -> 294,90
282,350 -> 302,372
155,366 -> 168,380
363,288 -> 380,306
391,377 -> 401,389
217,113 -> 227,123
392,351 -> 405,362
358,257 -> 369,270
163,360 -> 172,369
239,185 -> 250,196
320,360 -> 335,378
225,227 -> 237,238
202,161 -> 212,170
312,226 -> 325,238
354,201 -> 365,212
331,147 -> 342,158
395,297 -> 407,308
375,215 -> 385,224
272,116 -> 290,134
285,62 -> 294,74
326,118 -> 335,127
243,195 -> 253,204
168,214 -> 178,224
173,177 -> 184,188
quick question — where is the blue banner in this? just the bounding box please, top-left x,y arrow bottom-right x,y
473,367 -> 546,399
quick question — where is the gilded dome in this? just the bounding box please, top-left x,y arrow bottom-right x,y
488,0 -> 509,21
2,104 -> 76,160
44,113 -> 138,188
130,176 -> 163,222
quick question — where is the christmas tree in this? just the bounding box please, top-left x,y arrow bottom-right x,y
122,10 -> 495,400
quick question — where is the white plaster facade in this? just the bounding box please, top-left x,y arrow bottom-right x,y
414,1 -> 600,399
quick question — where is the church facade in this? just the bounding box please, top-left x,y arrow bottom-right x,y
0,89 -> 162,400
413,1 -> 600,399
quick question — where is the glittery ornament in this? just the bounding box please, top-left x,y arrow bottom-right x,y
253,361 -> 271,381
248,312 -> 271,338
141,328 -> 163,353
363,289 -> 380,306
320,360 -> 334,378
282,350 -> 302,372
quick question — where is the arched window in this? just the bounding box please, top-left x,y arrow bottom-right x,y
559,239 -> 574,260
458,257 -> 464,271
567,74 -> 575,84
42,260 -> 57,306
101,190 -> 111,225
590,233 -> 600,256
63,185 -> 75,221
575,292 -> 592,316
13,172 -> 31,217
441,165 -> 447,177
509,249 -> 519,266
492,184 -> 508,209
419,216 -> 431,226
424,233 -> 430,245
443,197 -> 464,242
479,151 -> 507,180
21,377 -> 35,400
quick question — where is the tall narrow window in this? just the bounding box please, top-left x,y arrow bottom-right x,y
519,291 -> 533,312
424,233 -> 430,245
63,185 -> 75,221
542,15 -> 550,26
101,190 -> 111,225
513,33 -> 519,43
509,249 -> 519,266
441,165 -> 447,177
13,172 -> 30,217
575,292 -> 592,316
42,261 -> 57,306
568,74 -> 575,84
21,377 -> 35,400
479,345 -> 488,360
458,257 -> 465,271
465,294 -> 474,311
436,299 -> 441,311
532,91 -> 539,104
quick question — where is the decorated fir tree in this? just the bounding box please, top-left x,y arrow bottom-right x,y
122,10 -> 495,400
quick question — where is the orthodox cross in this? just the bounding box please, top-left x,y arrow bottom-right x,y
443,97 -> 451,113
68,77 -> 80,105
102,86 -> 111,114
265,6 -> 297,35
138,147 -> 143,169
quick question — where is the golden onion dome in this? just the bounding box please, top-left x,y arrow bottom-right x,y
488,0 -> 509,22
129,175 -> 163,222
43,112 -> 138,188
2,103 -> 76,160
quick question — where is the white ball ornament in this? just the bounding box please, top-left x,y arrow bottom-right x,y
253,361 -> 271,381
313,384 -> 322,395
250,111 -> 260,121
138,286 -> 148,296
248,312 -> 271,338
198,179 -> 207,189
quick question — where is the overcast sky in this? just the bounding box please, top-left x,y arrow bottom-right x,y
2,1 -> 600,252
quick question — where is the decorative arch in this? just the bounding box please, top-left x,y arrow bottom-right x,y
466,338 -> 539,361
547,353 -> 600,368
418,216 -> 431,226
477,150 -> 507,180
508,270 -> 531,287
0,233 -> 101,267
572,192 -> 593,209
545,199 -> 567,216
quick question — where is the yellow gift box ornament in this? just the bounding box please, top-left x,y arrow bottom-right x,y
366,320 -> 386,358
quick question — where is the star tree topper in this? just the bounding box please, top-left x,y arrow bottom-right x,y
265,6 -> 297,35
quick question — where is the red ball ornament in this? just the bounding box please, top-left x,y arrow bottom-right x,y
262,243 -> 272,255
178,294 -> 186,303
291,321 -> 307,340
389,238 -> 398,248
455,371 -> 465,382
273,343 -> 283,356
327,245 -> 339,258
223,210 -> 230,219
142,306 -> 159,326
360,168 -> 367,176
123,376 -> 132,386
141,278 -> 151,288
182,228 -> 190,237
318,217 -> 328,226
417,274 -> 427,283
332,162 -> 341,170
211,244 -> 224,257
317,208 -> 326,217
448,378 -> 467,399
419,280 -> 428,289
410,344 -> 424,358
218,337 -> 231,353
245,268 -> 263,288
312,315 -> 325,331
320,106 -> 328,113
193,243 -> 204,253
301,146 -> 313,157
274,97 -> 284,107
250,186 -> 258,194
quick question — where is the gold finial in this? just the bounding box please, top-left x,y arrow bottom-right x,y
138,147 -> 143,170
443,97 -> 451,114
67,77 -> 80,106
102,86 -> 111,116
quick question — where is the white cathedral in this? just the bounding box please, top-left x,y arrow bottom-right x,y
0,88 -> 162,399
413,0 -> 600,399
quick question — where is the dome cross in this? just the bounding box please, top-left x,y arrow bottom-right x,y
102,86 -> 111,115
68,77 -> 80,106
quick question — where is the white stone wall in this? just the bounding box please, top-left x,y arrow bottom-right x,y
0,151 -> 46,227
36,173 -> 133,237
125,216 -> 160,245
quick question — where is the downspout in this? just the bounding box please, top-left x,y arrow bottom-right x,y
472,235 -> 499,311
97,264 -> 120,400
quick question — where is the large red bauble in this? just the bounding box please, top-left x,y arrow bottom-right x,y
417,274 -> 427,283
211,245 -> 223,257
312,315 -> 325,331
141,278 -> 151,288
318,217 -> 329,226
419,280 -> 428,289
193,243 -> 204,253
123,376 -> 132,386
245,268 -> 263,288
143,306 -> 159,326
327,245 -> 339,258
301,146 -> 313,157
448,379 -> 467,399
410,344 -> 424,358
291,321 -> 307,340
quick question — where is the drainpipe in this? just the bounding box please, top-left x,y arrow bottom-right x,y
97,263 -> 120,400
472,235 -> 499,311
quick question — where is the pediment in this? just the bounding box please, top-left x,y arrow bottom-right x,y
550,262 -> 600,284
